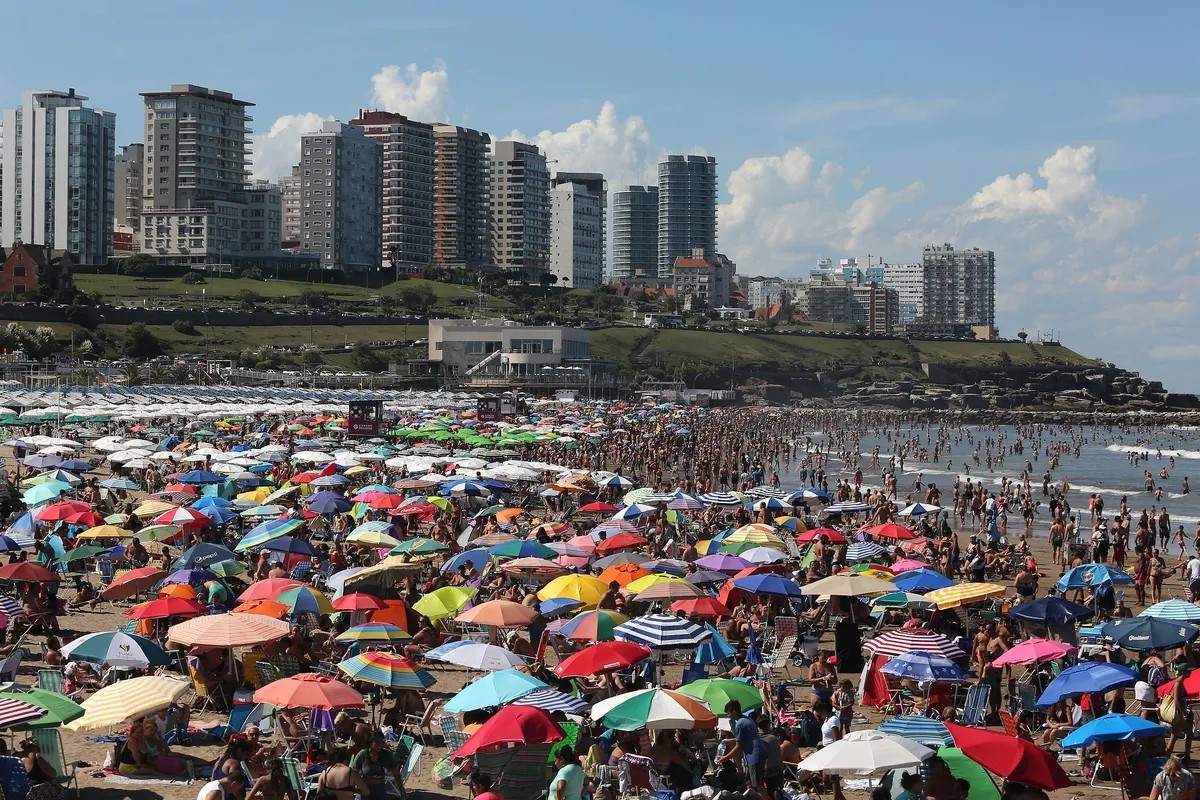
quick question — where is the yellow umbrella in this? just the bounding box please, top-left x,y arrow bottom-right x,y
75,524 -> 134,540
536,574 -> 608,609
132,500 -> 178,518
730,523 -> 778,539
238,487 -> 273,503
774,515 -> 807,533
800,573 -> 895,597
624,574 -> 689,594
64,675 -> 192,731
695,539 -> 717,555
345,530 -> 402,548
924,582 -> 1007,610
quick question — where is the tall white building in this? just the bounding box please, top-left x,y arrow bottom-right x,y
746,276 -> 785,309
549,173 -> 606,290
298,121 -> 382,271
881,262 -> 924,323
921,243 -> 995,326
1,89 -> 115,265
278,166 -> 301,245
489,141 -> 550,273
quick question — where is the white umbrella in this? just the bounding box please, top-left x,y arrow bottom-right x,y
797,730 -> 933,775
801,573 -> 895,597
426,641 -> 526,671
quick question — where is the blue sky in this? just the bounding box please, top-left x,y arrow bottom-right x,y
4,1 -> 1199,390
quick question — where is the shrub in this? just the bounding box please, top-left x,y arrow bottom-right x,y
182,271 -> 206,285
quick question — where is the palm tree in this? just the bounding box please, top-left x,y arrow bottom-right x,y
169,364 -> 193,385
118,363 -> 145,386
147,366 -> 169,385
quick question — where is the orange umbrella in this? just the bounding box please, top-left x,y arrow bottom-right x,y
167,613 -> 291,648
598,563 -> 651,587
369,600 -> 411,631
456,599 -> 539,628
237,578 -> 301,603
495,508 -> 526,523
253,673 -> 364,710
102,567 -> 168,600
158,583 -> 197,600
233,600 -> 290,619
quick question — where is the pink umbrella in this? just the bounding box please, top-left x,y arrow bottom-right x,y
991,638 -> 1077,668
556,555 -> 590,569
566,535 -> 597,553
889,559 -> 929,574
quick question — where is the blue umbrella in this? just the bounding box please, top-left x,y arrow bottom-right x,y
441,549 -> 492,575
444,669 -> 548,712
162,568 -> 218,587
305,492 -> 351,514
261,536 -> 316,556
191,497 -> 234,510
879,715 -> 954,746
176,470 -> 224,485
236,518 -> 305,552
57,459 -> 94,472
443,480 -> 489,497
22,454 -> 61,469
197,505 -> 238,525
892,568 -> 956,593
745,622 -> 763,666
512,689 -> 589,715
539,598 -> 586,618
788,488 -> 830,502
1101,616 -> 1200,651
1007,596 -> 1094,627
1057,563 -> 1135,591
1037,661 -> 1137,707
693,624 -> 738,665
0,536 -> 24,554
732,574 -> 803,598
748,497 -> 789,512
879,651 -> 966,683
1060,713 -> 1169,749
614,614 -> 711,651
173,542 -> 239,570
22,481 -> 72,506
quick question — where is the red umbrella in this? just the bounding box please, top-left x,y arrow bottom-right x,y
290,472 -> 320,485
717,580 -> 748,608
125,596 -> 208,620
594,532 -> 650,555
732,565 -> 785,578
452,705 -> 565,758
554,641 -> 652,678
333,593 -> 387,612
64,511 -> 107,527
254,673 -> 364,710
393,502 -> 437,518
102,567 -> 168,600
34,501 -> 91,522
579,502 -> 618,514
163,483 -> 199,495
944,722 -> 1070,790
796,528 -> 849,544
864,523 -> 916,540
237,578 -> 302,603
1158,670 -> 1200,699
670,597 -> 731,618
0,563 -> 59,583
369,494 -> 405,510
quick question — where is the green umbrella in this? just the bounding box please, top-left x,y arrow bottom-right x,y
0,688 -> 85,730
389,538 -> 449,556
59,546 -> 107,563
208,559 -> 246,578
939,748 -> 1000,800
676,678 -> 764,713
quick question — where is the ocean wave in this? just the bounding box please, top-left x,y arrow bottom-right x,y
1107,444 -> 1200,460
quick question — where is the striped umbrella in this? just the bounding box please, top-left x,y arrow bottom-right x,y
698,492 -> 743,506
426,641 -> 525,671
667,495 -> 704,511
745,486 -> 788,499
64,675 -> 192,731
592,688 -> 718,730
1141,600 -> 1200,622
276,585 -> 335,616
153,506 -> 211,528
0,595 -> 24,618
634,580 -> 706,602
0,698 -> 46,729
878,715 -> 954,747
61,631 -> 173,669
561,610 -> 630,642
335,623 -> 412,643
864,629 -> 966,659
512,689 -> 590,715
390,537 -> 449,556
501,557 -> 567,581
346,530 -> 402,548
0,688 -> 84,730
235,518 -> 305,552
337,652 -> 436,689
825,501 -> 872,514
750,497 -> 790,513
614,614 -> 712,651
846,542 -> 886,562
925,582 -> 1007,610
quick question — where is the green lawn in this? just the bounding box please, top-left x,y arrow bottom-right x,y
910,339 -> 1095,367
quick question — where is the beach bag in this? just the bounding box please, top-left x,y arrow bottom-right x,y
1159,693 -> 1177,725
431,756 -> 456,790
796,711 -> 821,747
155,754 -> 184,775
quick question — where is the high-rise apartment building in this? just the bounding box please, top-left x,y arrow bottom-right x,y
549,173 -> 606,290
298,122 -> 382,271
114,143 -> 144,231
657,155 -> 717,274
349,111 -> 434,272
881,262 -> 924,323
921,243 -> 995,326
612,185 -> 658,280
278,165 -> 301,245
240,181 -> 282,258
0,89 -> 115,265
489,140 -> 550,273
140,84 -> 252,210
433,124 -> 491,270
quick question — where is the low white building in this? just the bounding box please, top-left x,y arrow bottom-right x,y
425,318 -> 592,382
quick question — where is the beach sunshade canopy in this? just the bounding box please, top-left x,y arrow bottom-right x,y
797,730 -> 932,776
677,678 -> 764,712
456,599 -> 539,628
591,688 -> 717,731
944,722 -> 1070,790
0,698 -> 46,729
0,563 -> 58,583
238,578 -> 302,602
871,592 -> 939,611
537,574 -> 609,608
879,651 -> 966,683
254,674 -> 364,710
554,641 -> 652,678
332,593 -> 387,613
991,638 -> 1078,668
276,585 -> 335,616
560,610 -> 629,642
634,579 -> 706,602
1101,616 -> 1200,651
335,623 -> 411,642
864,630 -> 966,660
801,572 -> 894,597
444,669 -> 547,713
426,641 -> 526,671
878,715 -> 954,747
924,582 -> 1006,609
892,569 -> 956,593
732,573 -> 803,598
126,596 -> 207,620
412,586 -> 478,622
1006,596 -> 1094,626
451,705 -> 565,759
167,613 -> 291,647
65,675 -> 192,731
1141,600 -> 1200,622
101,567 -> 168,600
1036,661 -> 1137,707
1060,712 -> 1169,749
1056,563 -> 1135,591
614,614 -> 711,650
337,653 -> 436,690
0,688 -> 84,730
511,689 -> 590,715
61,631 -> 173,669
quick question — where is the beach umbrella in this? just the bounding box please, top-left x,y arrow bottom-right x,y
540,598 -> 586,618
388,537 -> 447,556
0,689 -> 84,731
22,482 -> 73,506
734,547 -> 790,564
864,630 -> 966,660
924,582 -> 1007,609
64,675 -> 192,731
337,653 -> 436,690
677,678 -> 764,712
687,569 -> 735,586
889,559 -> 930,574
58,545 -> 106,564
878,715 -> 954,747
798,730 -> 933,775
698,492 -> 743,506
332,593 -> 387,613
412,586 -> 478,622
944,722 -> 1070,790
276,585 -> 335,616
167,613 -> 291,647
335,623 -> 411,643
591,688 -> 717,731
346,529 -> 402,549
22,454 -> 61,469
845,542 -> 886,562
233,600 -> 290,619
696,553 -> 753,574
897,503 -> 941,517
991,638 -> 1078,668
891,568 -> 956,593
732,574 -> 803,598
554,641 -> 653,678
693,624 -> 738,666
450,705 -> 565,758
457,599 -> 539,628
871,592 -> 939,611
592,552 -> 650,569
1036,661 -> 1137,707
235,518 -> 305,552
634,579 -> 706,602
101,567 -> 168,600
255,674 -> 364,710
1060,712 -> 1169,749
162,568 -> 217,588
126,596 -> 207,620
561,610 -> 629,642
99,478 -> 142,491
1141,600 -> 1200,622
1101,616 -> 1200,651
444,669 -> 547,712
537,574 -> 609,608
74,524 -> 134,541
153,506 -> 211,529
426,641 -> 526,671
0,698 -> 46,729
176,470 -> 223,485
865,523 -> 917,540
0,563 -> 59,583
1056,563 -> 1135,591
879,651 -> 966,683
594,531 -> 651,554
670,597 -> 731,618
487,539 -> 557,560
61,631 -> 172,669
238,578 -> 302,602
614,614 -> 711,651
597,563 -> 651,587
512,689 -> 590,715
304,492 -> 352,515
801,572 -> 894,597
441,549 -> 492,575
261,536 -> 316,557
796,528 -> 849,544
158,583 -> 198,600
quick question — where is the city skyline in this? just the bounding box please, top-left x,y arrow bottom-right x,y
0,1 -> 1197,391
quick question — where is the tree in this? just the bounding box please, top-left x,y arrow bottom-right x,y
237,289 -> 263,310
182,271 -> 206,285
300,347 -> 323,366
239,266 -> 264,281
147,366 -> 169,384
172,319 -> 197,335
121,322 -> 161,358
298,289 -> 326,309
118,363 -> 145,386
122,253 -> 155,279
538,272 -> 556,288
377,294 -> 398,316
352,341 -> 386,372
1017,330 -> 1029,343
169,364 -> 194,384
399,287 -> 436,314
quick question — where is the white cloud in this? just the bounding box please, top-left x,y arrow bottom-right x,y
509,101 -> 655,187
1108,94 -> 1200,124
251,112 -> 332,181
370,61 -> 450,122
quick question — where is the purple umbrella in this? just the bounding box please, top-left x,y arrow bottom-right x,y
161,568 -> 218,587
261,536 -> 317,556
22,454 -> 61,469
696,553 -> 753,574
305,491 -> 351,514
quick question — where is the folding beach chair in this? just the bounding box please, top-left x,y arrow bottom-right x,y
36,668 -> 76,698
960,683 -> 990,726
474,743 -> 553,800
282,756 -> 318,800
33,728 -> 82,797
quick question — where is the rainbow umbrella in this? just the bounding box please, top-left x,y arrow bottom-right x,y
276,585 -> 335,616
335,623 -> 412,643
235,518 -> 305,552
560,609 -> 630,642
337,652 -> 436,689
